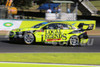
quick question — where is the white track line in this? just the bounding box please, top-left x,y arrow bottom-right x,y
0,62 -> 100,67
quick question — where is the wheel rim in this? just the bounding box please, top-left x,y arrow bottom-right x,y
24,33 -> 34,44
70,36 -> 79,46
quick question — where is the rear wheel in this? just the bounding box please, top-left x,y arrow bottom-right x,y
24,33 -> 35,45
69,36 -> 80,46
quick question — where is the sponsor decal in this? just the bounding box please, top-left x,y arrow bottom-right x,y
72,23 -> 76,25
47,39 -> 61,41
45,30 -> 67,41
3,22 -> 13,27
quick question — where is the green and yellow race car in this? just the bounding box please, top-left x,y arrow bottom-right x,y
9,21 -> 95,46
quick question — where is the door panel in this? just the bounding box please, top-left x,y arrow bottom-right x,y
45,29 -> 61,42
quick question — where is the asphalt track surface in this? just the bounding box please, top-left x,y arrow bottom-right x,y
0,36 -> 100,53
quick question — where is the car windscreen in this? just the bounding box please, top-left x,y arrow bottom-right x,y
31,22 -> 48,28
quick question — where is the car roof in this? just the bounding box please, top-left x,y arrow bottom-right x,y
48,21 -> 71,25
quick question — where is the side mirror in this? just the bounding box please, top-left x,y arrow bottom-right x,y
43,26 -> 47,30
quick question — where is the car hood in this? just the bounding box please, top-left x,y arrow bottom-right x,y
11,28 -> 39,32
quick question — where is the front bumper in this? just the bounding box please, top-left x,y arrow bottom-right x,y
9,32 -> 24,38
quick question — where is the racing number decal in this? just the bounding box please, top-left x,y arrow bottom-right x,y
45,30 -> 67,41
88,24 -> 94,30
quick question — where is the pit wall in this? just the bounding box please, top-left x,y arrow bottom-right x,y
0,19 -> 96,31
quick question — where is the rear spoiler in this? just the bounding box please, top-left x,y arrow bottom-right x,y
67,20 -> 96,31
78,23 -> 95,30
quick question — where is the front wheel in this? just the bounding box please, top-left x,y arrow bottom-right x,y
24,33 -> 35,45
69,36 -> 80,46
9,38 -> 15,43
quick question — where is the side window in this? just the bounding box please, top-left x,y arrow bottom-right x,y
47,24 -> 57,29
68,25 -> 72,29
42,23 -> 57,29
57,23 -> 69,29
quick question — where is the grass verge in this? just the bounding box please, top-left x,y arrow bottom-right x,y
0,53 -> 100,65
0,63 -> 97,67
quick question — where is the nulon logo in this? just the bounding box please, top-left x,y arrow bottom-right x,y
51,38 -> 94,46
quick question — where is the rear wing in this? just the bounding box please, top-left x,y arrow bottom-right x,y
78,23 -> 95,30
67,20 -> 96,30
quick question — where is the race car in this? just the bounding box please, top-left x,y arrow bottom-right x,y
9,21 -> 95,46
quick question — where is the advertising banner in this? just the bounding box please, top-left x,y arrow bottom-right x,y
0,20 -> 22,31
0,19 -> 96,31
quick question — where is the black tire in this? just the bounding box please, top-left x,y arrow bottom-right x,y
69,36 -> 80,46
23,33 -> 35,45
9,38 -> 14,42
